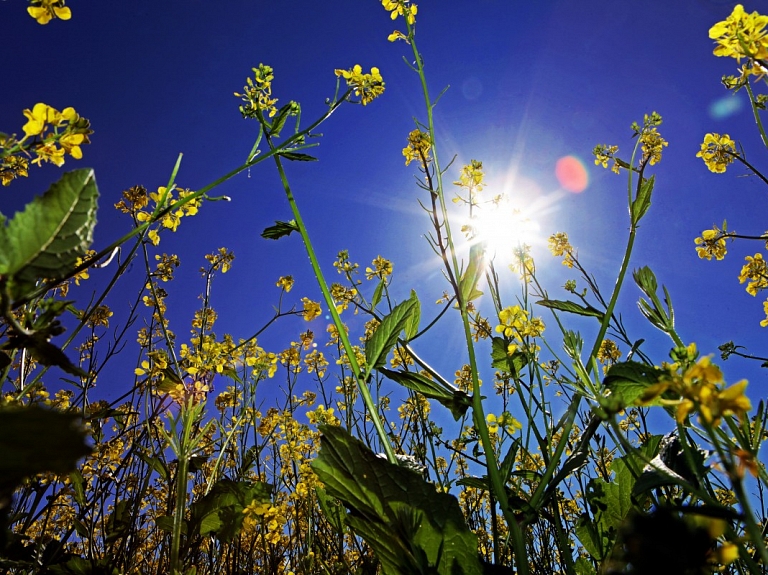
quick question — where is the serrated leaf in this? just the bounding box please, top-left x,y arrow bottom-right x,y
0,405 -> 91,492
379,367 -> 471,420
261,220 -> 298,240
603,361 -> 666,406
4,169 -> 98,295
459,241 -> 485,305
536,299 -> 604,320
365,296 -> 419,373
311,425 -> 483,575
278,151 -> 317,161
631,174 -> 654,223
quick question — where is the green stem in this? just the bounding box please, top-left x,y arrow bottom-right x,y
745,81 -> 768,152
263,129 -> 397,464
403,16 -> 523,572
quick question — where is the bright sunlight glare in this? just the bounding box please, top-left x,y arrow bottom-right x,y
470,203 -> 541,262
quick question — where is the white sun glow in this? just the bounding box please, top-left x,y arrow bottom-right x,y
467,203 -> 541,263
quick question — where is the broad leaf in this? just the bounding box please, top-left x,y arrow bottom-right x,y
631,174 -> 654,223
311,425 -> 483,575
0,405 -> 92,492
261,219 -> 298,240
536,299 -> 604,321
3,169 -> 98,297
379,367 -> 471,420
491,337 -> 528,378
189,478 -> 272,543
365,295 -> 419,372
603,361 -> 666,406
459,241 -> 485,305
371,279 -> 385,310
403,289 -> 420,340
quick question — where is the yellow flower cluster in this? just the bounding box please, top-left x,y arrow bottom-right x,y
486,412 -> 523,435
495,305 -> 545,355
694,227 -> 731,260
592,144 -> 620,174
634,112 -> 668,166
738,252 -> 768,296
365,255 -> 393,280
382,0 -> 417,25
334,64 -> 385,106
710,5 -> 768,61
639,352 -> 751,426
696,133 -> 737,173
0,103 -> 92,184
235,64 -> 279,119
276,275 -> 294,292
402,129 -> 431,166
301,297 -> 322,321
452,160 -> 485,205
27,0 -> 71,24
133,187 -> 202,246
548,232 -> 576,268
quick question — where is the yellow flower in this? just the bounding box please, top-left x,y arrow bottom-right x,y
709,4 -> 768,61
695,227 -> 730,260
382,0 -> 418,25
696,133 -> 737,173
548,232 -> 575,268
27,0 -> 71,24
276,275 -> 294,292
301,297 -> 321,321
22,103 -> 58,138
738,253 -> 768,296
365,255 -> 393,280
402,129 -> 431,166
335,65 -> 385,106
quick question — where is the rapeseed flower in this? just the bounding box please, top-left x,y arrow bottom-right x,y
696,133 -> 737,173
335,64 -> 385,105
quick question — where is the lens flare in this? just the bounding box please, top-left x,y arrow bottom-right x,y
555,155 -> 588,193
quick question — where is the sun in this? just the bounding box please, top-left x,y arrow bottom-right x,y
468,201 -> 542,263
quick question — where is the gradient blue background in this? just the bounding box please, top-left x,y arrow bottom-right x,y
2,0 -> 765,408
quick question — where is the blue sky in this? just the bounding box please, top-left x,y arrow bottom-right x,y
3,0 -> 767,405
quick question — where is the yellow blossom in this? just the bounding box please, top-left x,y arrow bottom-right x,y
301,297 -> 321,321
402,129 -> 431,166
738,253 -> 768,296
695,227 -> 730,260
696,133 -> 737,173
709,4 -> 768,61
335,64 -> 385,105
27,0 -> 71,23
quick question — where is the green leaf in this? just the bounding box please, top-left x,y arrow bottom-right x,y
379,367 -> 472,421
3,169 -> 98,296
459,241 -> 485,304
365,296 -> 419,373
261,219 -> 298,240
490,337 -> 528,378
311,425 -> 483,575
371,279 -> 385,310
1,334 -> 87,377
536,299 -> 604,321
631,174 -> 654,223
188,479 -> 272,543
603,361 -> 666,406
0,405 -> 92,492
315,486 -> 347,532
70,469 -> 86,507
277,151 -> 317,161
105,500 -> 131,542
403,290 -> 420,340
269,102 -> 295,137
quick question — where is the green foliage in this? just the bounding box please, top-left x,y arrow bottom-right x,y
311,425 -> 483,575
0,169 -> 97,299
